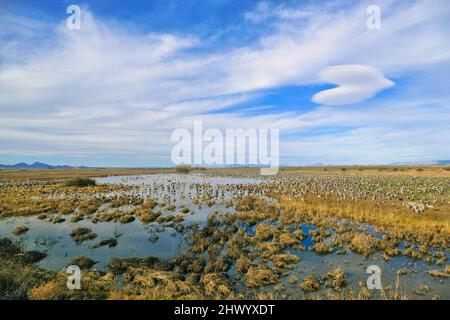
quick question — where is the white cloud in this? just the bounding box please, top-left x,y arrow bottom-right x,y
244,2 -> 271,23
312,65 -> 394,105
0,1 -> 449,165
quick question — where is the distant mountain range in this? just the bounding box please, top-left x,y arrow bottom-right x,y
0,162 -> 89,169
0,160 -> 448,170
389,160 -> 450,165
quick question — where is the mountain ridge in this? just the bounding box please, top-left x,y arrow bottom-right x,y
0,161 -> 449,169
0,162 -> 89,169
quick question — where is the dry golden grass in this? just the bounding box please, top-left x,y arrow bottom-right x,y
200,273 -> 232,298
1,164 -> 449,181
28,269 -> 114,300
0,166 -> 448,300
349,233 -> 378,256
0,168 -> 175,181
204,165 -> 450,177
276,193 -> 449,246
244,265 -> 278,288
322,268 -> 348,290
12,225 -> 29,236
313,242 -> 334,255
427,265 -> 450,278
269,253 -> 299,269
300,275 -> 321,292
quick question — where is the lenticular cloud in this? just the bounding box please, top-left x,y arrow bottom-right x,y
312,65 -> 394,106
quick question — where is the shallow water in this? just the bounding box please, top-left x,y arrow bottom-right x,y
0,215 -> 186,270
245,221 -> 449,299
282,244 -> 450,299
0,174 -> 251,271
96,173 -> 261,186
0,173 -> 448,299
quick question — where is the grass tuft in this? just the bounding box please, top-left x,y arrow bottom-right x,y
64,177 -> 96,187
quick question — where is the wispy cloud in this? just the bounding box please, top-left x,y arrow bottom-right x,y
0,0 -> 449,166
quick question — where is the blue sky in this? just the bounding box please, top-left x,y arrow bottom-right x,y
0,0 -> 449,167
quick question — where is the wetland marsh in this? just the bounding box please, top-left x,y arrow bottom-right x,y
0,167 -> 448,300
